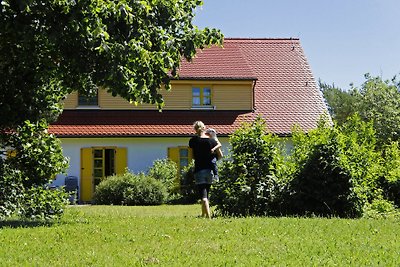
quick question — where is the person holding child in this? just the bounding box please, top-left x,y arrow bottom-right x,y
189,121 -> 222,219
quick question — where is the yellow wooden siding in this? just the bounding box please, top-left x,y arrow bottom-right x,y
63,92 -> 78,109
163,84 -> 193,109
98,89 -> 154,109
62,81 -> 253,110
213,84 -> 253,110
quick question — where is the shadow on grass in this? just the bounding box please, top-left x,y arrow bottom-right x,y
0,219 -> 57,229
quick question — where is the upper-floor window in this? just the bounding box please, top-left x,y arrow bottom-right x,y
192,87 -> 212,107
78,90 -> 98,106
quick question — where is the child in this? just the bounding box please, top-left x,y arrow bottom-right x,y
205,128 -> 223,181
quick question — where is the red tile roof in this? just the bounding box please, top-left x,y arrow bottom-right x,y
50,38 -> 328,137
177,42 -> 256,80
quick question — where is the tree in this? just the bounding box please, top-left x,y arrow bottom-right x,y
320,74 -> 400,146
319,80 -> 359,125
0,0 -> 222,219
0,0 -> 223,128
357,74 -> 400,145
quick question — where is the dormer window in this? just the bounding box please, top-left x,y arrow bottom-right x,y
78,90 -> 98,107
192,87 -> 212,108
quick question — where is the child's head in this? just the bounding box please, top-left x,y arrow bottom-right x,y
205,128 -> 218,140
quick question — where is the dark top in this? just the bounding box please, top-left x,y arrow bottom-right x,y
189,136 -> 217,173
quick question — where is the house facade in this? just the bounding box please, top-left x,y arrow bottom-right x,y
49,38 -> 328,202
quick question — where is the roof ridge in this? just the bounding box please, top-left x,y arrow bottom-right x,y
224,37 -> 300,41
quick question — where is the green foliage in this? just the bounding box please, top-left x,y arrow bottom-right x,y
0,0 -> 223,127
2,120 -> 68,187
0,162 -> 24,219
0,120 -> 69,220
363,197 -> 397,219
320,74 -> 400,147
357,74 -> 400,146
379,142 -> 400,207
147,158 -> 178,194
19,186 -> 70,220
93,171 -> 167,205
286,115 -> 383,218
339,115 -> 382,204
178,162 -> 198,204
212,117 -> 287,216
319,81 -> 360,125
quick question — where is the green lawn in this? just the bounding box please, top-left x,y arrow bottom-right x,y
0,205 -> 399,266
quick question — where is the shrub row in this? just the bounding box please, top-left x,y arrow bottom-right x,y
93,172 -> 168,205
212,115 -> 400,218
93,158 -> 199,206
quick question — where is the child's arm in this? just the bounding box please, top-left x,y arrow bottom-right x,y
216,147 -> 223,160
211,141 -> 223,160
211,141 -> 222,153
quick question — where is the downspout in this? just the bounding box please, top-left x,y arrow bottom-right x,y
252,79 -> 257,112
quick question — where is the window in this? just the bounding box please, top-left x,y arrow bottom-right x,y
168,146 -> 193,174
192,87 -> 212,107
179,148 -> 189,169
93,148 -> 115,187
78,90 -> 98,106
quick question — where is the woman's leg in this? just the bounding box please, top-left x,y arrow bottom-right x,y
198,184 -> 211,219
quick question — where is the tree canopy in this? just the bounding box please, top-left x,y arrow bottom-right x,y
0,0 -> 223,128
320,74 -> 400,146
0,0 -> 222,219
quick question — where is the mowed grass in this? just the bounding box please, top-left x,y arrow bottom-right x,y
0,205 -> 399,266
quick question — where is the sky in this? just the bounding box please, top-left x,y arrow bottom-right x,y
194,0 -> 400,89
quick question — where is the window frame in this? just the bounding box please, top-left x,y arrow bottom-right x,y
77,89 -> 99,108
168,146 -> 193,174
191,86 -> 213,109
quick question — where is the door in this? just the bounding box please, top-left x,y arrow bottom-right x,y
80,147 -> 127,202
168,146 -> 193,175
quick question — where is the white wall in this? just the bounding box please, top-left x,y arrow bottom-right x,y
53,136 -> 230,186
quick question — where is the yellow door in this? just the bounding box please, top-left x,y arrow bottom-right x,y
80,147 -> 127,202
115,147 -> 127,174
80,148 -> 93,202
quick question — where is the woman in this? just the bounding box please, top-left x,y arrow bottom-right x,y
189,121 -> 217,219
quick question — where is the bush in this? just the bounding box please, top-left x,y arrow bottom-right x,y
379,141 -> 400,207
3,120 -> 68,187
212,117 -> 287,216
19,186 -> 69,220
0,120 -> 69,220
93,171 -> 167,206
363,197 -> 398,219
286,124 -> 358,217
286,115 -> 383,218
177,162 -> 198,204
0,161 -> 24,219
147,159 -> 178,194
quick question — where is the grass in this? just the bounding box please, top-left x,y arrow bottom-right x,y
0,205 -> 399,266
